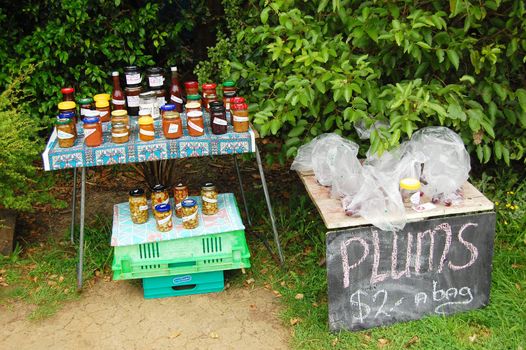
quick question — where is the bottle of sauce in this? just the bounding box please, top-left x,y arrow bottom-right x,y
169,66 -> 184,113
111,72 -> 126,110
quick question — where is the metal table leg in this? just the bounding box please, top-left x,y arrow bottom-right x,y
233,155 -> 252,227
77,167 -> 86,291
70,168 -> 78,244
255,145 -> 285,265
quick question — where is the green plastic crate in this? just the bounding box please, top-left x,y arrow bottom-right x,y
142,271 -> 224,299
112,229 -> 250,280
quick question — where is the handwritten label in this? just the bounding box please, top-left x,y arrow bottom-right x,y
57,130 -> 74,139
213,118 -> 227,126
233,115 -> 249,122
139,129 -> 155,137
112,99 -> 125,105
157,215 -> 171,225
127,95 -> 140,107
111,132 -> 128,138
83,128 -> 96,139
202,196 -> 218,203
157,97 -> 166,107
126,73 -> 141,85
167,123 -> 179,134
188,120 -> 203,133
139,205 -> 148,211
148,76 -> 164,87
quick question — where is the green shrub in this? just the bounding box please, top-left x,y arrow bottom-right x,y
196,0 -> 526,164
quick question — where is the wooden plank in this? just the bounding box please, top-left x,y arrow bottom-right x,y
297,172 -> 494,230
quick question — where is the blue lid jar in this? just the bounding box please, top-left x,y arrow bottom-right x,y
181,198 -> 196,208
161,104 -> 176,112
155,203 -> 171,212
83,116 -> 100,124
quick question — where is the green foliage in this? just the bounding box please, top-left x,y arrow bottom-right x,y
196,0 -> 526,164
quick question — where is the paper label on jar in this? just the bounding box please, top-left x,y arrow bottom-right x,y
225,103 -> 230,110
188,120 -> 204,133
139,205 -> 148,211
83,128 -> 96,139
182,211 -> 197,222
410,191 -> 421,206
233,115 -> 249,122
127,95 -> 140,107
162,198 -> 169,205
139,129 -> 155,136
168,123 -> 179,133
171,95 -> 183,104
126,73 -> 141,85
100,111 -> 109,119
112,132 -> 128,138
202,196 -> 218,203
112,99 -> 126,105
157,215 -> 172,225
148,76 -> 164,87
156,97 -> 166,107
80,108 -> 91,115
175,203 -> 182,210
213,118 -> 227,126
57,130 -> 75,139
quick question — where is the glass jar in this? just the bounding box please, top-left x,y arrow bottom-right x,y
154,204 -> 173,232
77,97 -> 94,121
61,87 -> 75,101
231,102 -> 249,132
112,122 -> 129,144
124,66 -> 142,87
201,182 -> 218,215
58,111 -> 77,137
186,94 -> 201,106
185,101 -> 201,114
125,86 -> 142,117
151,184 -> 170,208
58,101 -> 77,123
128,188 -> 149,224
139,91 -> 160,119
173,183 -> 188,218
96,99 -> 111,123
83,116 -> 103,147
184,81 -> 199,95
400,178 -> 421,206
146,67 -> 165,89
187,110 -> 204,137
181,198 -> 199,229
56,118 -> 76,148
111,109 -> 129,128
138,114 -> 155,141
153,88 -> 167,108
202,83 -> 218,112
229,97 -> 245,125
161,104 -> 183,139
210,103 -> 227,135
222,81 -> 237,111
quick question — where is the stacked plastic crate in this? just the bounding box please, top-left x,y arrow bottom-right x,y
111,193 -> 251,299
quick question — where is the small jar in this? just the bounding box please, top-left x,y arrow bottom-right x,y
96,99 -> 111,123
57,111 -> 77,137
201,182 -> 218,215
83,116 -> 103,147
146,67 -> 165,89
222,81 -> 237,111
181,198 -> 199,229
77,97 -> 94,121
56,118 -> 76,148
187,110 -> 205,137
185,101 -> 201,114
202,83 -> 218,112
184,81 -> 199,95
93,93 -> 111,104
139,91 -> 160,119
151,184 -> 170,209
125,85 -> 142,117
61,87 -> 75,101
210,103 -> 227,135
111,109 -> 129,128
58,101 -> 77,123
138,114 -> 155,141
154,204 -> 173,232
400,178 -> 421,206
112,122 -> 129,144
161,104 -> 183,139
153,88 -> 167,108
124,66 -> 142,87
129,188 -> 149,224
173,183 -> 188,218
231,102 -> 249,132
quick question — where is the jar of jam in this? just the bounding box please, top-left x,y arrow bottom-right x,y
77,97 -> 94,121
173,183 -> 188,218
140,91 -> 159,119
58,101 -> 77,122
56,118 -> 76,148
210,103 -> 227,135
154,203 -> 173,232
138,114 -> 155,141
124,66 -> 142,87
201,182 -> 219,215
222,81 -> 237,111
146,67 -> 165,89
187,110 -> 205,137
111,122 -> 129,144
184,81 -> 199,96
61,87 -> 75,101
153,88 -> 167,108
181,198 -> 199,229
202,83 -> 218,112
83,116 -> 103,147
231,102 -> 249,133
96,99 -> 111,123
111,109 -> 129,128
129,188 -> 149,224
229,97 -> 245,124
151,184 -> 170,208
125,85 -> 142,117
185,101 -> 201,114
161,104 -> 183,139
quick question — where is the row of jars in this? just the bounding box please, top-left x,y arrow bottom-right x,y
128,183 -> 219,231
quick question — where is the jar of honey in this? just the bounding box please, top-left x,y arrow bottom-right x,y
138,114 -> 155,141
96,99 -> 111,123
187,110 -> 205,137
161,104 -> 183,139
111,109 -> 129,128
111,122 -> 129,144
83,116 -> 103,147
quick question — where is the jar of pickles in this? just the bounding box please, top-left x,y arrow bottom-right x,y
161,104 -> 183,139
56,118 -> 76,148
184,81 -> 199,96
96,99 -> 111,123
83,115 -> 103,147
231,101 -> 249,132
222,81 -> 237,111
112,122 -> 129,144
187,110 -> 205,137
151,184 -> 170,208
138,114 -> 155,141
173,183 -> 188,218
77,97 -> 94,121
181,199 -> 199,229
202,83 -> 218,112
128,188 -> 149,224
201,182 -> 219,215
154,204 -> 173,232
111,109 -> 129,128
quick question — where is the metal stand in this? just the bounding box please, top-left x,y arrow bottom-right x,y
70,168 -> 77,244
233,155 -> 252,227
77,167 -> 86,291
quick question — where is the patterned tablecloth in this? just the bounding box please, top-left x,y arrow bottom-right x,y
42,112 -> 256,171
111,193 -> 245,247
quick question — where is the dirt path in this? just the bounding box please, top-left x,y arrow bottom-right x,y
0,279 -> 289,350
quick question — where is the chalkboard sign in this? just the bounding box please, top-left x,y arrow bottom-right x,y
326,212 -> 496,332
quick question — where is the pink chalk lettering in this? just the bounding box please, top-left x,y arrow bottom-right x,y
449,222 -> 479,271
436,223 -> 452,273
415,229 -> 434,274
371,230 -> 389,285
391,232 -> 413,280
341,237 -> 369,289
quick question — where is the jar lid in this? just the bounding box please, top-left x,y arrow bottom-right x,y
181,198 -> 196,208
184,81 -> 199,88
112,122 -> 127,129
84,110 -> 100,117
155,203 -> 171,212
95,100 -> 110,108
222,81 -> 235,87
202,182 -> 216,191
129,188 -> 145,196
146,67 -> 163,74
55,118 -> 71,125
400,178 -> 421,191
152,184 -> 167,192
230,97 -> 245,104
58,101 -> 76,110
93,93 -> 110,101
61,87 -> 75,94
124,66 -> 139,72
138,116 -> 154,125
187,110 -> 203,118
161,104 -> 176,111
111,110 -> 128,117
231,103 -> 248,110
77,97 -> 94,104
139,109 -> 152,116
202,83 -> 217,90
186,94 -> 201,101
58,111 -> 75,119
139,91 -> 156,98
175,183 -> 187,190
83,116 -> 100,124
185,102 -> 201,109
209,101 -> 223,108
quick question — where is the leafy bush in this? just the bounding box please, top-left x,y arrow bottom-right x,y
196,0 -> 526,164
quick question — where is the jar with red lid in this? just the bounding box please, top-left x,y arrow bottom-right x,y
231,102 -> 249,133
222,81 -> 237,111
161,104 -> 183,139
61,87 -> 75,101
187,110 -> 205,137
83,115 -> 103,147
184,81 -> 199,96
202,83 -> 218,112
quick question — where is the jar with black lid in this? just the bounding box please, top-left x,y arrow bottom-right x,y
210,102 -> 227,135
125,85 -> 142,117
124,66 -> 142,87
146,67 -> 165,89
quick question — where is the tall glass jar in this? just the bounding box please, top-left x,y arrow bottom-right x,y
151,184 -> 170,208
83,116 -> 103,147
154,204 -> 173,232
210,103 -> 227,135
222,81 -> 237,112
173,183 -> 188,218
202,83 -> 218,112
231,102 -> 249,133
181,199 -> 199,229
187,110 -> 204,137
125,85 -> 142,117
201,182 -> 219,215
111,122 -> 129,144
96,99 -> 111,123
139,91 -> 159,119
161,104 -> 183,139
56,118 -> 76,148
138,114 -> 155,141
128,188 -> 149,224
